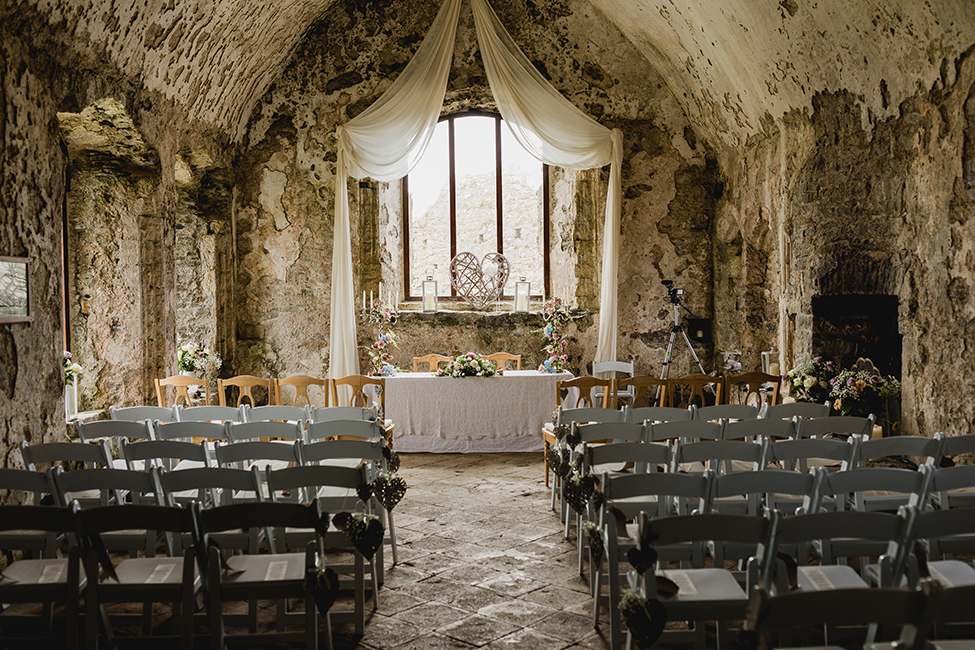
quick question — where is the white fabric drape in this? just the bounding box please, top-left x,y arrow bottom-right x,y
470,0 -> 622,366
329,0 -> 463,381
330,0 -> 623,380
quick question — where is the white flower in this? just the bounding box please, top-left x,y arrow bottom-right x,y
803,377 -> 817,388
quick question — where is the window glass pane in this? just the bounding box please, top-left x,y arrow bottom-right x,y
454,115 -> 497,280
501,124 -> 544,296
408,120 -> 450,297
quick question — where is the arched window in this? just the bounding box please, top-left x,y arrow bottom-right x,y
403,112 -> 549,301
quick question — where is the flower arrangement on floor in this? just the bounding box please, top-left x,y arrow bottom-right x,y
434,352 -> 503,377
785,356 -> 837,403
538,297 -> 575,373
63,351 -> 82,385
177,342 -> 223,377
829,368 -> 901,419
361,301 -> 399,377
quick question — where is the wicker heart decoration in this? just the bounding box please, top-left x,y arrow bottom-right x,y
449,252 -> 510,309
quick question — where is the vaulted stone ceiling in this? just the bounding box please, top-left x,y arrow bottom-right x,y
14,0 -> 975,147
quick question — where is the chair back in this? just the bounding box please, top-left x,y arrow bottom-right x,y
306,419 -> 384,443
20,440 -> 112,471
721,417 -> 796,441
120,439 -> 210,472
483,352 -> 521,371
54,467 -> 162,509
694,404 -> 759,422
311,406 -> 377,423
711,469 -> 817,516
267,464 -> 367,510
816,466 -> 932,513
198,501 -> 322,535
723,371 -> 780,407
217,375 -> 273,407
273,375 -> 329,408
574,421 -> 645,445
761,401 -> 830,420
854,435 -> 943,469
765,436 -> 858,472
602,470 -> 712,518
214,440 -> 300,471
618,376 -> 668,408
0,504 -> 75,534
0,468 -> 58,506
555,406 -> 623,428
412,354 -> 452,372
109,405 -> 176,424
225,421 -> 304,443
556,377 -> 613,409
674,439 -> 766,475
647,419 -> 722,444
332,375 -> 385,411
298,439 -> 386,474
624,405 -> 691,424
158,466 -> 262,508
155,375 -> 210,407
155,420 -> 228,442
666,373 -> 722,408
585,441 -> 670,477
931,464 -> 975,510
796,415 -> 874,439
242,404 -> 311,424
175,404 -> 243,423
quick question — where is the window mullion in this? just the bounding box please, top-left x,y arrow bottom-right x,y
448,117 -> 457,297
495,116 -> 503,258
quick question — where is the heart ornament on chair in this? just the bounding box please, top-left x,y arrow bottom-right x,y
449,252 -> 510,309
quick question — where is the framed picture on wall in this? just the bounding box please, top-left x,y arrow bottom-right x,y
0,256 -> 32,324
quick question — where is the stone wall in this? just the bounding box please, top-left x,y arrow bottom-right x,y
714,52 -> 975,437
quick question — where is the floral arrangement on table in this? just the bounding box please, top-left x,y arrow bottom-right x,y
434,352 -> 503,378
361,301 -> 399,377
785,356 -> 837,404
829,368 -> 901,419
177,342 -> 223,377
538,297 -> 575,373
63,351 -> 82,385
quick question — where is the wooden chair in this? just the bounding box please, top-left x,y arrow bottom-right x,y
666,373 -> 722,409
217,375 -> 273,407
617,376 -> 668,408
155,375 -> 210,407
484,352 -> 522,371
723,371 -> 780,407
274,375 -> 330,408
412,354 -> 452,372
332,375 -> 391,446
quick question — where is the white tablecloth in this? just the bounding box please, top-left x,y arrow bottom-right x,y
385,370 -> 571,453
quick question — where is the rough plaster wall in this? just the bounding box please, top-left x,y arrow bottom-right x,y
0,30 -> 68,479
600,0 -> 975,148
717,53 -> 975,438
239,0 -> 712,378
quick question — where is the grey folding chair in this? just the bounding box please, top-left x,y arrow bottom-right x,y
305,418 -> 384,443
721,416 -> 797,442
624,405 -> 693,424
109,405 -> 176,424
0,468 -> 62,557
796,414 -> 874,439
760,401 -> 830,420
310,406 -> 377,423
242,403 -> 311,423
853,433 -> 944,470
0,505 -> 84,649
694,403 -> 759,422
20,440 -> 113,472
672,439 -> 767,476
120,438 -> 210,472
931,463 -> 975,510
175,404 -> 243,423
765,435 -> 859,474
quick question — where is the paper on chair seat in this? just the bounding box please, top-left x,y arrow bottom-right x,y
664,570 -> 698,595
265,560 -> 289,581
38,564 -> 64,584
145,563 -> 176,584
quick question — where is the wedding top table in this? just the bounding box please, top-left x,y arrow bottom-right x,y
384,370 -> 572,453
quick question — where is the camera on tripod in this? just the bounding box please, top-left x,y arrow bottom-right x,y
661,280 -> 685,305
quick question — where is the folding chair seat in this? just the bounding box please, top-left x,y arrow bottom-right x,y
109,405 -> 177,424
594,470 -> 713,649
53,467 -> 165,557
795,414 -> 874,439
694,403 -> 759,422
77,504 -> 201,650
0,505 -> 84,649
0,468 -> 63,557
199,502 -> 331,650
623,510 -> 776,650
760,400 -> 830,420
623,405 -> 692,424
745,582 -> 932,650
241,404 -> 311,424
266,465 -> 374,635
174,404 -> 243,423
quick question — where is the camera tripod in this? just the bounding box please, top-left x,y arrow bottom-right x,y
656,281 -> 708,404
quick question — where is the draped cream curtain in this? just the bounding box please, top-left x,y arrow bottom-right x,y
329,0 -> 623,381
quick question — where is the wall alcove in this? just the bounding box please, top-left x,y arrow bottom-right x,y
811,294 -> 902,378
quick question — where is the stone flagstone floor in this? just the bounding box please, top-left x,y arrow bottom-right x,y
331,452 -> 613,650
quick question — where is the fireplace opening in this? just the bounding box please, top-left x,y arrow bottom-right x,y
811,294 -> 901,378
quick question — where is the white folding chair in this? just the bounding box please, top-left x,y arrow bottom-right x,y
931,464 -> 975,510
852,433 -> 944,470
305,419 -> 384,443
267,465 -> 374,635
796,414 -> 874,439
242,404 -> 311,423
760,401 -> 830,420
672,439 -> 767,476
624,405 -> 693,424
694,403 -> 759,422
200,502 -> 331,650
21,440 -> 113,472
0,505 -> 84,649
109,405 -> 177,424
78,504 -> 201,650
765,435 -> 859,474
907,507 -> 975,589
310,406 -> 377,423
175,404 -> 244,423
121,438 -> 210,473
0,468 -> 62,557
721,417 -> 796,442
